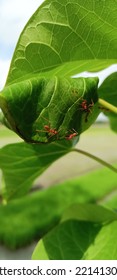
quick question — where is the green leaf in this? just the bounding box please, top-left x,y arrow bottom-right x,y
32,218 -> 117,260
0,163 -> 116,249
5,0 -> 117,84
32,221 -> 101,260
0,76 -> 99,143
85,221 -> 117,260
61,203 -> 117,223
98,72 -> 117,132
32,202 -> 117,260
1,0 -> 116,142
0,137 -> 117,201
0,140 -> 74,200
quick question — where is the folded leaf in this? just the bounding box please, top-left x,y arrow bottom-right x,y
0,77 -> 99,143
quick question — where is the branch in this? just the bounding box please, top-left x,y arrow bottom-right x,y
98,98 -> 117,114
72,148 -> 117,173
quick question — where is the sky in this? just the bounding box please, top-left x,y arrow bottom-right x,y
0,0 -> 44,89
0,0 -> 117,121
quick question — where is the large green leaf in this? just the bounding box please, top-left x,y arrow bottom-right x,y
32,221 -> 101,260
98,72 -> 117,132
32,219 -> 117,260
32,203 -> 117,260
0,140 -> 75,200
5,0 -> 117,85
0,76 -> 99,143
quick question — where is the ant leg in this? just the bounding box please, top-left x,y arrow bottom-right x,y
41,115 -> 55,127
40,115 -> 49,122
71,128 -> 77,133
91,99 -> 94,105
47,133 -> 59,141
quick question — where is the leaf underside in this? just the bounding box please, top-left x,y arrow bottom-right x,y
5,0 -> 117,84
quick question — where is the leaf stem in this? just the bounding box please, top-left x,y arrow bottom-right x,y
72,148 -> 117,173
98,98 -> 117,114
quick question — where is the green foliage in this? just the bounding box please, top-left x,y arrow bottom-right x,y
0,0 -> 117,140
0,0 -> 117,260
0,77 -> 99,142
0,164 -> 116,249
32,164 -> 117,260
0,140 -> 75,200
5,0 -> 117,84
32,220 -> 117,260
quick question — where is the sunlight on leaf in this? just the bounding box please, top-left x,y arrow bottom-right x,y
5,0 -> 117,84
32,217 -> 117,260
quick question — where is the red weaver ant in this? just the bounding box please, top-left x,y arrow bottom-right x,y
36,116 -> 78,141
44,125 -> 58,136
36,116 -> 59,140
80,99 -> 94,122
65,129 -> 78,140
36,125 -> 59,139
